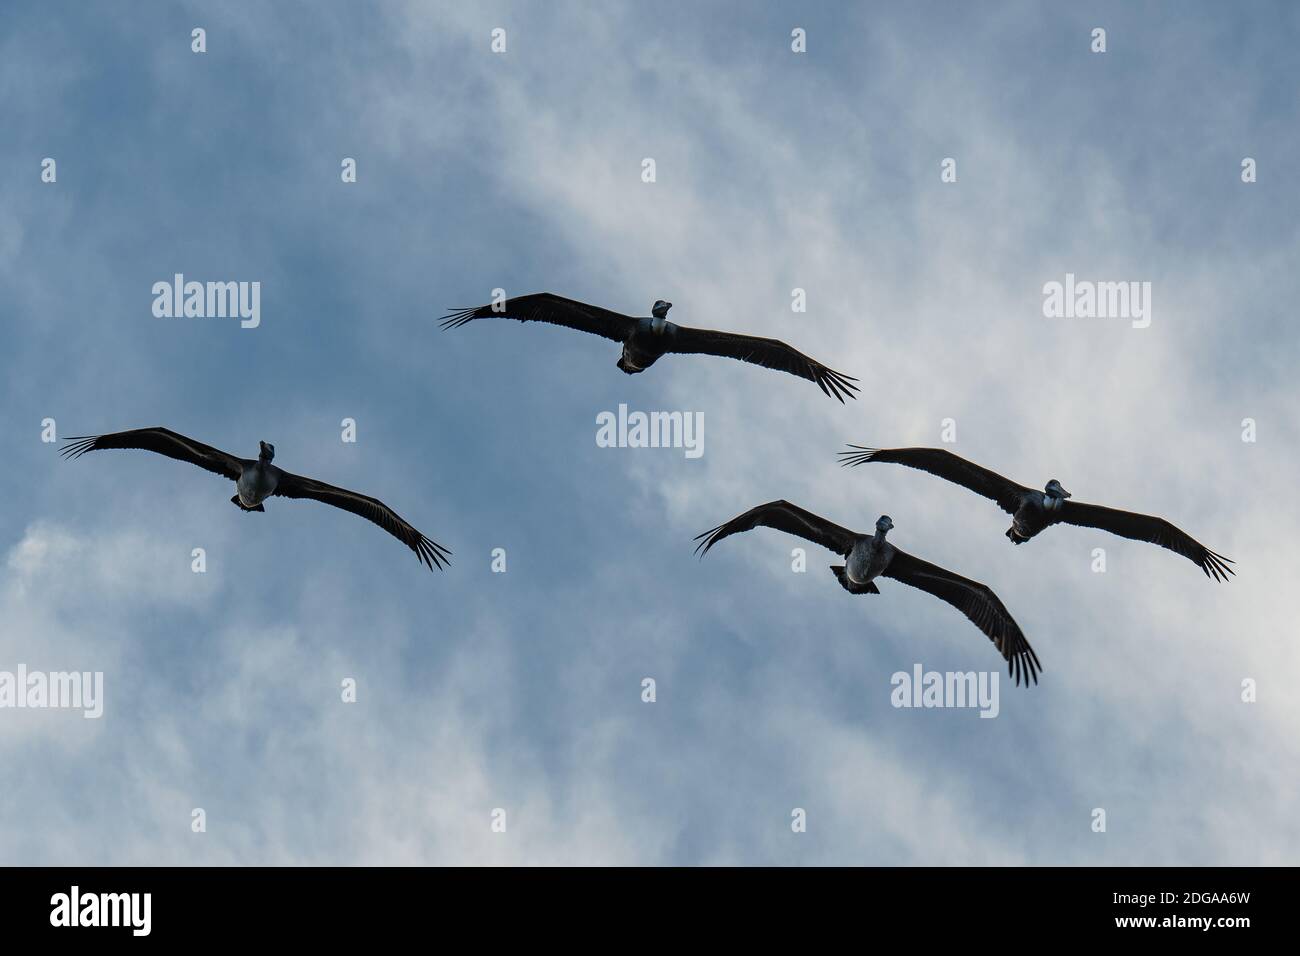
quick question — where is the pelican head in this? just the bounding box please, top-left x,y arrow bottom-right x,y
651,300 -> 673,319
259,440 -> 276,462
875,515 -> 895,534
1044,479 -> 1071,500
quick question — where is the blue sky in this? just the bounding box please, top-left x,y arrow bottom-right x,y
1,1 -> 1296,864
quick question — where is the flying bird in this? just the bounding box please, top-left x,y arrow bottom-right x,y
60,427 -> 450,571
440,292 -> 859,402
839,446 -> 1234,581
694,500 -> 1041,685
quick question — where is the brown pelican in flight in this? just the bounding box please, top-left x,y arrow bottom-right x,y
839,446 -> 1234,581
440,293 -> 859,402
694,500 -> 1041,685
61,427 -> 450,571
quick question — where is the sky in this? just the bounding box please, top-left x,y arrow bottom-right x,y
1,1 -> 1297,865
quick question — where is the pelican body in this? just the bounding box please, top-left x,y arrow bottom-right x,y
234,440 -> 280,511
841,516 -> 896,593
617,301 -> 674,374
1007,479 -> 1071,544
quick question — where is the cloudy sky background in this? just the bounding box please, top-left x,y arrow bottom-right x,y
1,1 -> 1296,864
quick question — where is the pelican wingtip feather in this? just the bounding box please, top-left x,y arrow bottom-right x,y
837,444 -> 880,467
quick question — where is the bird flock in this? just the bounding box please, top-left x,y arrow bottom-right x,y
63,291 -> 1232,688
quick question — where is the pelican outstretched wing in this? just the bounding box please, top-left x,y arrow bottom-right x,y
60,426 -> 246,481
667,326 -> 859,402
695,499 -> 857,557
440,292 -> 639,343
839,446 -> 1030,515
1059,501 -> 1234,581
273,473 -> 451,571
882,549 -> 1041,686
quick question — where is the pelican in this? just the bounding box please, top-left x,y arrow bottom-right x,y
60,427 -> 450,571
839,446 -> 1234,581
440,292 -> 859,402
694,500 -> 1041,685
